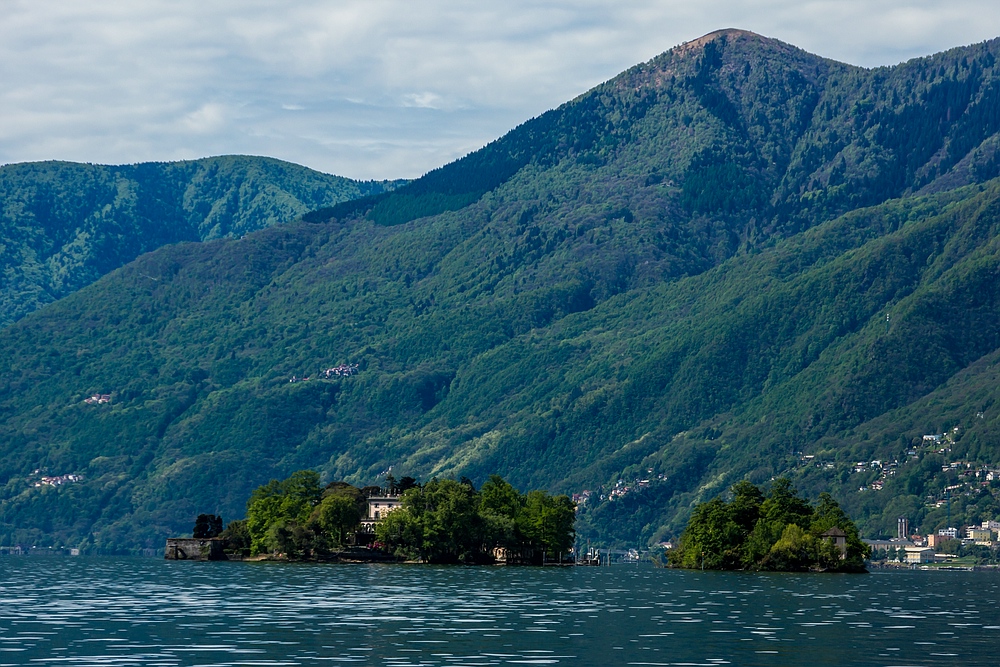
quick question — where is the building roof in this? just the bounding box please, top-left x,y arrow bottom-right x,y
864,539 -> 913,547
822,527 -> 847,537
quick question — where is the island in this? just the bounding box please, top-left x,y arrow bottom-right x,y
666,478 -> 870,572
167,470 -> 576,565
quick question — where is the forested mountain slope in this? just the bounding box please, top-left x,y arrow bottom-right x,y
0,156 -> 402,326
4,30 -> 1000,551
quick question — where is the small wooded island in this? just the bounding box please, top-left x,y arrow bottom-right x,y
667,479 -> 870,572
169,471 -> 575,564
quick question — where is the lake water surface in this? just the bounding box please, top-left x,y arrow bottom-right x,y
1,558 -> 998,666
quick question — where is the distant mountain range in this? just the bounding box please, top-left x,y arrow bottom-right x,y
3,29 -> 1000,552
0,156 -> 404,326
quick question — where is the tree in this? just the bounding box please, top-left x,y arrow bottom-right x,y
376,504 -> 423,560
384,474 -> 420,494
669,497 -> 742,569
479,474 -> 525,551
760,478 -> 813,528
729,480 -> 764,535
671,478 -> 868,572
246,470 -> 323,555
219,519 -> 250,556
384,474 -> 399,495
246,485 -> 284,555
264,519 -> 315,558
193,513 -> 223,538
374,476 -> 575,564
278,470 -> 323,521
381,479 -> 484,563
313,493 -> 362,546
744,479 -> 814,567
810,492 -> 870,567
519,491 -> 576,561
764,524 -> 816,571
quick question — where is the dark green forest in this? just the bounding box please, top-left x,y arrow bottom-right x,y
4,30 -> 1000,552
0,156 -> 403,326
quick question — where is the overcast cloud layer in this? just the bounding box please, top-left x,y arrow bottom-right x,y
2,1 -> 1000,180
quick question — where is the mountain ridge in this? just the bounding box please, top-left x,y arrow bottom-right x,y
0,155 -> 404,326
4,33 -> 1000,551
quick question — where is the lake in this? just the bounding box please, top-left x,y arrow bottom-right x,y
1,558 -> 997,666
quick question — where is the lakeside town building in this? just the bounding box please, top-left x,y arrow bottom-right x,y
866,516 -> 1000,565
904,546 -> 936,564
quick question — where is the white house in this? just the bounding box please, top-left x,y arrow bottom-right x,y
359,494 -> 403,532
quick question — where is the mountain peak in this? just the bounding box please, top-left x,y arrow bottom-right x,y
697,28 -> 762,41
676,28 -> 768,52
651,28 -> 815,76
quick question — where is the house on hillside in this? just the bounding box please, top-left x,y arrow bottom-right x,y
967,527 -> 993,545
926,533 -> 951,548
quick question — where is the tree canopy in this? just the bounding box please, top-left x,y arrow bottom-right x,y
192,513 -> 222,538
244,470 -> 363,556
236,470 -> 575,564
376,474 -> 576,564
668,479 -> 869,572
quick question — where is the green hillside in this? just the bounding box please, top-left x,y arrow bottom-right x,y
4,30 -> 1000,552
0,156 -> 403,326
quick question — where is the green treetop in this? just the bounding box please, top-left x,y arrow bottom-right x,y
377,475 -> 576,564
245,470 -> 361,556
669,478 -> 869,572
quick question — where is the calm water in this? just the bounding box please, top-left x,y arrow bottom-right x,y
1,558 -> 998,666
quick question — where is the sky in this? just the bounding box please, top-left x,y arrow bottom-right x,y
2,1 -> 1000,181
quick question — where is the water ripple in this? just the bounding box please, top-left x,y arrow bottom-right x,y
0,559 -> 999,666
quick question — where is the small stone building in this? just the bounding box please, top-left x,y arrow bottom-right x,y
164,538 -> 226,561
821,527 -> 847,558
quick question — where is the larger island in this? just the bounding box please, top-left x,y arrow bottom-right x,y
168,471 -> 575,565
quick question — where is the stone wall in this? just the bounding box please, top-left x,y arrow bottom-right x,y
164,538 -> 226,561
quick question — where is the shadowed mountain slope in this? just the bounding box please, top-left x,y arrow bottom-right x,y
0,156 -> 403,326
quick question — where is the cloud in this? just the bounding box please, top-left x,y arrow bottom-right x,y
181,103 -> 228,134
0,0 -> 999,179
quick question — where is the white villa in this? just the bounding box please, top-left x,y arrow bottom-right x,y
360,494 -> 403,533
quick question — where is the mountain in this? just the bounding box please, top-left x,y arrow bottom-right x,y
4,30 -> 1000,551
0,156 -> 404,326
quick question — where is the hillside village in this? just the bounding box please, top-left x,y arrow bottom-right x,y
576,424 -> 1000,561
81,364 -> 359,403
290,363 -> 360,384
30,471 -> 83,488
866,520 -> 1000,566
791,428 -> 1000,496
